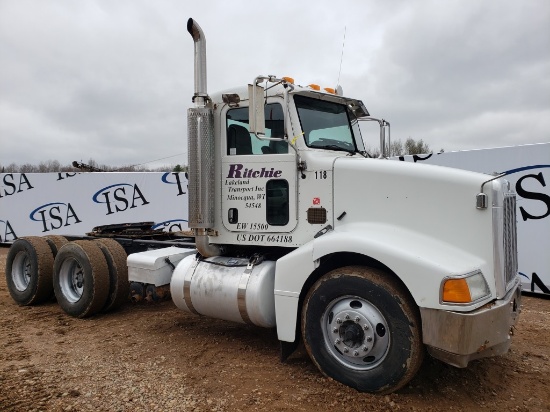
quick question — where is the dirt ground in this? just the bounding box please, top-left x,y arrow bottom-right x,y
0,246 -> 549,412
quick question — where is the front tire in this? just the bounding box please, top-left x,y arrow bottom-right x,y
301,266 -> 424,394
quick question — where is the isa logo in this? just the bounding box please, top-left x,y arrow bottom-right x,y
0,173 -> 34,198
29,202 -> 82,233
507,165 -> 550,222
56,172 -> 79,181
92,183 -> 150,216
152,219 -> 188,232
161,172 -> 187,196
0,219 -> 18,242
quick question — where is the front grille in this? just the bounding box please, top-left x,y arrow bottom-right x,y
502,193 -> 518,286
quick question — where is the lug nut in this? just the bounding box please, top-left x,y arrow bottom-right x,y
367,337 -> 373,342
335,339 -> 341,344
343,347 -> 349,353
336,318 -> 342,324
362,346 -> 368,352
345,314 -> 350,320
333,328 -> 338,333
355,316 -> 360,322
363,324 -> 369,330
354,351 -> 359,356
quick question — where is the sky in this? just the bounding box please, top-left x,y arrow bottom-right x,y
1,0 -> 549,169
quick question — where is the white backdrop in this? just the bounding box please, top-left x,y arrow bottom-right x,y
0,171 -> 189,241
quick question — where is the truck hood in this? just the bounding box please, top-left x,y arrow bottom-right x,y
332,157 -> 495,277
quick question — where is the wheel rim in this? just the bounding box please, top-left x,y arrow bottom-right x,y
59,257 -> 84,303
322,296 -> 390,370
12,251 -> 31,292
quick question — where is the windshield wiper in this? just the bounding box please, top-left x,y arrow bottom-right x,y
311,144 -> 355,154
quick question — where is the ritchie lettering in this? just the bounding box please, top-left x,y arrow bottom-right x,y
226,164 -> 282,179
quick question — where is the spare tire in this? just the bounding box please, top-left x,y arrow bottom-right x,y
5,237 -> 54,305
53,240 -> 110,318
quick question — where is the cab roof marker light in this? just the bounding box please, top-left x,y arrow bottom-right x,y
282,76 -> 295,84
441,270 -> 490,304
308,84 -> 321,91
324,87 -> 336,94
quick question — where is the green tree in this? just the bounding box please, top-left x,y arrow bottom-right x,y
369,138 -> 433,157
403,138 -> 430,155
172,164 -> 188,172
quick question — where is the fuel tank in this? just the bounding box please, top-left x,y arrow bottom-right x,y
170,255 -> 276,328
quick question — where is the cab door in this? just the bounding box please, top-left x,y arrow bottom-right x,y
221,100 -> 297,243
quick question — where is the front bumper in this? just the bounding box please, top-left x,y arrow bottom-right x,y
420,280 -> 522,368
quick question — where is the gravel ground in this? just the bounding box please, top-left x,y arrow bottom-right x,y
1,245 -> 549,411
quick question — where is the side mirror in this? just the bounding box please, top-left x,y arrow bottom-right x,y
248,84 -> 265,136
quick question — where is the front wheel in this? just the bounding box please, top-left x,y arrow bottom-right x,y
301,266 -> 424,394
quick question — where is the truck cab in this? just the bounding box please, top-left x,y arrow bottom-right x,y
213,83 -> 371,247
167,19 -> 524,394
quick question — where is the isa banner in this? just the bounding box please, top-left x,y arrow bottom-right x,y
0,172 -> 189,242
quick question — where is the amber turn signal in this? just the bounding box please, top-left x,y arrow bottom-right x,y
442,278 -> 471,303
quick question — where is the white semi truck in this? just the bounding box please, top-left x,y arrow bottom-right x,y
5,18 -> 521,394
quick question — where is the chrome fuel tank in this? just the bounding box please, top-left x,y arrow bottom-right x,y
170,255 -> 276,328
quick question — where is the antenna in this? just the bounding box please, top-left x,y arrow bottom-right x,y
336,26 -> 347,92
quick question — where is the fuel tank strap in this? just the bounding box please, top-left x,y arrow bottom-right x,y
237,255 -> 263,325
237,265 -> 254,324
183,257 -> 200,315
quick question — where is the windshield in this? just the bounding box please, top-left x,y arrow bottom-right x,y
294,94 -> 364,153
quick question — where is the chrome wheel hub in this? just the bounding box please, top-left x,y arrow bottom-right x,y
322,296 -> 390,370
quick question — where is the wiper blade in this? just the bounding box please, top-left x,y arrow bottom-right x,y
312,144 -> 355,154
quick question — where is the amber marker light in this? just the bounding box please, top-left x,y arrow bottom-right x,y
442,278 -> 472,303
324,87 -> 336,94
308,84 -> 321,91
441,271 -> 491,304
282,76 -> 295,84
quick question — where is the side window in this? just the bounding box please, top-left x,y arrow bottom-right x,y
226,103 -> 288,155
266,180 -> 289,225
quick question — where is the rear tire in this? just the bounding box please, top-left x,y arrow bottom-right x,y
53,241 -> 110,318
43,235 -> 69,301
93,238 -> 129,312
302,266 -> 424,394
44,235 -> 68,257
5,237 -> 54,305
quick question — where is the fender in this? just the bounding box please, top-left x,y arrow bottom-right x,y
274,222 -> 490,342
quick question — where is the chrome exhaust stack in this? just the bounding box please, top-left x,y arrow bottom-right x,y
187,18 -> 221,257
187,18 -> 208,108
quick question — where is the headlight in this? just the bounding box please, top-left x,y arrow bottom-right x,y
441,270 -> 490,304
